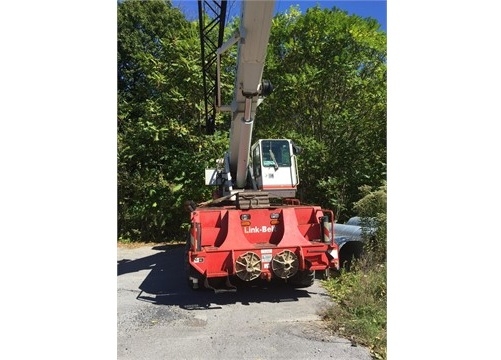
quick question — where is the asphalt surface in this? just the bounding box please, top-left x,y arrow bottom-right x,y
117,243 -> 373,360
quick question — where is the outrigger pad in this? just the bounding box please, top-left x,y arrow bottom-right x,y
236,191 -> 270,210
204,276 -> 238,293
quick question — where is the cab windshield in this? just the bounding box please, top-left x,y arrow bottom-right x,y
261,140 -> 291,168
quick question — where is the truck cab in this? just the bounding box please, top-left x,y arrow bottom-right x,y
251,139 -> 299,198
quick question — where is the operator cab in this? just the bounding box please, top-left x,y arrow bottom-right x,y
251,139 -> 300,198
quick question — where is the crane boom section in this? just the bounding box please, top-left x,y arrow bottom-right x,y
228,0 -> 275,188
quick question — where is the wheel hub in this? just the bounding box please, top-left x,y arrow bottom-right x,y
272,250 -> 299,279
235,252 -> 262,281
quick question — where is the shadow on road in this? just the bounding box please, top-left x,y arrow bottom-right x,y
118,244 -> 329,310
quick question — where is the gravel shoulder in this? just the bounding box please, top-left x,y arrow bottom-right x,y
117,243 -> 372,360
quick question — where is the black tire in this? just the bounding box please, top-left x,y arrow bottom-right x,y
288,270 -> 315,288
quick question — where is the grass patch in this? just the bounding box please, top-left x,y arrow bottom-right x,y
117,238 -> 185,248
321,261 -> 387,359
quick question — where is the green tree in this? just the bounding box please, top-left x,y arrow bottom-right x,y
118,0 -> 226,241
256,6 -> 387,221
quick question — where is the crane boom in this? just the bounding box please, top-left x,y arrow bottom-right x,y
202,0 -> 299,199
223,0 -> 275,188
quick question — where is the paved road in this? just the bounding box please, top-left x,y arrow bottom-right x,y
117,244 -> 372,360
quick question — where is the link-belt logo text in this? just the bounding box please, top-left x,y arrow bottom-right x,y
244,225 -> 277,234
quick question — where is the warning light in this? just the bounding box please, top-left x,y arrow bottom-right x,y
240,214 -> 251,221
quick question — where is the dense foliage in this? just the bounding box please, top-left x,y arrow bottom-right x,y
118,0 -> 228,241
322,183 -> 387,359
117,0 -> 386,242
323,262 -> 387,359
258,6 -> 386,219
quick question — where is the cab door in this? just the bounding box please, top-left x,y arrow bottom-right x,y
253,139 -> 298,197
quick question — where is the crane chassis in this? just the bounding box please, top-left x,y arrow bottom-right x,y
186,0 -> 340,292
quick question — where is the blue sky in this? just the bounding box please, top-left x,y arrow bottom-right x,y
173,0 -> 387,32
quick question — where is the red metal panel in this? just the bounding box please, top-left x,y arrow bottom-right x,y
188,205 -> 339,282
